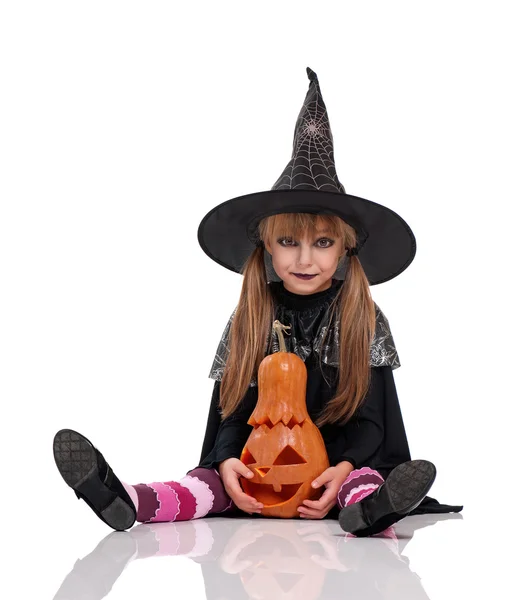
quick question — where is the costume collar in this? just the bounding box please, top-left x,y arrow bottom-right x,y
269,279 -> 343,312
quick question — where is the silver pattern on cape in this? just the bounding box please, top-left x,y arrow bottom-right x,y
208,302 -> 400,388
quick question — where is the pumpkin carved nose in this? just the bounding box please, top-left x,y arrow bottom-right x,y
255,467 -> 271,476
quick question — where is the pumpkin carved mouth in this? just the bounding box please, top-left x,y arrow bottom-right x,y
243,481 -> 304,505
242,445 -> 308,506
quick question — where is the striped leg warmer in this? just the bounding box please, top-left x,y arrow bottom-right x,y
122,467 -> 236,523
337,466 -> 385,509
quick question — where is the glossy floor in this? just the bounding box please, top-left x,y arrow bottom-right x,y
42,510 -> 512,599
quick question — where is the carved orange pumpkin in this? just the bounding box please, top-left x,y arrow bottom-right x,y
240,320 -> 330,518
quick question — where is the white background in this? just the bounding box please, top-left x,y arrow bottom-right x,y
1,1 -> 524,598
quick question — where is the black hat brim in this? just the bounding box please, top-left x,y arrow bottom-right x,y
197,189 -> 416,285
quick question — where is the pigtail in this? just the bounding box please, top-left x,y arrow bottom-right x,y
218,245 -> 273,418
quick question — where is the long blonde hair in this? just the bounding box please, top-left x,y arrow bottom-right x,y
219,213 -> 376,428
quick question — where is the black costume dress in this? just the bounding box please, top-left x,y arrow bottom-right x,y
194,279 -> 463,518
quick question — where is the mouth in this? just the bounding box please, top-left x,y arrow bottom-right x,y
292,273 -> 317,280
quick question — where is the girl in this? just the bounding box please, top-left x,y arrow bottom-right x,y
53,67 -> 462,537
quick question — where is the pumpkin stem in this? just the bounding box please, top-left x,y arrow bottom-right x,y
273,320 -> 291,353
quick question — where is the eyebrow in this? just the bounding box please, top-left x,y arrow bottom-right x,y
278,230 -> 333,238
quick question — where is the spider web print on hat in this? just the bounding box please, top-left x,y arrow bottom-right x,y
270,67 -> 346,194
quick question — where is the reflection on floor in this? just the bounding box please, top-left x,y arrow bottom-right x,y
53,513 -> 463,600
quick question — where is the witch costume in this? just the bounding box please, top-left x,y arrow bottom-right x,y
196,66 -> 463,520
52,67 -> 462,535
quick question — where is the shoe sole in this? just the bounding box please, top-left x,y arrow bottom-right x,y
338,460 -> 437,537
53,429 -> 136,531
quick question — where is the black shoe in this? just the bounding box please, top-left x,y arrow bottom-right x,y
338,460 -> 437,537
53,429 -> 136,531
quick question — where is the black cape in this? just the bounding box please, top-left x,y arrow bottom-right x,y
194,280 -> 463,518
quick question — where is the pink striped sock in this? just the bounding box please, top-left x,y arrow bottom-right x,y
122,482 -> 139,511
127,467 -> 235,523
337,466 -> 385,509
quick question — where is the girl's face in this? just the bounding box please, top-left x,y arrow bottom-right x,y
265,229 -> 346,295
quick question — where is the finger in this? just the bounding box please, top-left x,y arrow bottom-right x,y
307,495 -> 337,513
298,506 -> 318,515
303,499 -> 323,507
226,474 -> 248,497
242,493 -> 264,508
299,511 -> 324,519
234,465 -> 255,479
234,494 -> 264,510
298,507 -> 324,519
239,503 -> 262,514
243,509 -> 260,515
231,489 -> 264,510
226,474 -> 263,510
231,498 -> 258,513
311,472 -> 332,489
239,490 -> 265,509
229,473 -> 263,507
303,494 -> 334,511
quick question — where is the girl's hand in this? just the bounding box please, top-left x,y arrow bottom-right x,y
297,462 -> 354,520
218,458 -> 264,515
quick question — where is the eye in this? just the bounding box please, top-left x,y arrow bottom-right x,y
277,237 -> 335,248
317,238 -> 334,248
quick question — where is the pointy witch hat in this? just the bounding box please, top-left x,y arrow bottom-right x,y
197,67 -> 416,285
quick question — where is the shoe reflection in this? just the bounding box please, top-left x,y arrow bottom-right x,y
53,513 -> 463,600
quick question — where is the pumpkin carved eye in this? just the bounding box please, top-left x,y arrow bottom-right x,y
241,445 -> 307,467
273,445 -> 307,465
242,449 -> 256,465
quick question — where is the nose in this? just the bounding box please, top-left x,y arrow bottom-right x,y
297,244 -> 313,267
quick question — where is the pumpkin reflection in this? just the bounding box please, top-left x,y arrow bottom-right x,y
236,521 -> 326,600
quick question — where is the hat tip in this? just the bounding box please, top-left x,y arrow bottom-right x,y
306,67 -> 318,82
